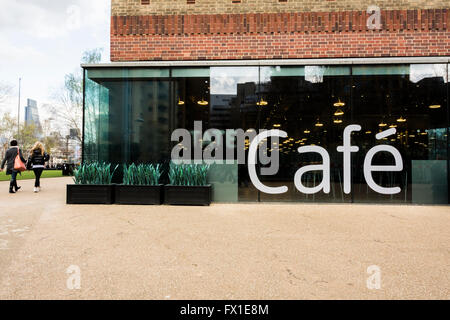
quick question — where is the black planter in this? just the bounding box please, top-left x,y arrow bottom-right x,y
164,185 -> 212,206
67,185 -> 114,205
115,185 -> 163,205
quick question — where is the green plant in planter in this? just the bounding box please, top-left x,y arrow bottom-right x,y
73,162 -> 118,185
169,163 -> 210,186
123,164 -> 162,186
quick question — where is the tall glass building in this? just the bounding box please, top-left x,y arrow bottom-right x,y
25,99 -> 42,131
83,1 -> 450,205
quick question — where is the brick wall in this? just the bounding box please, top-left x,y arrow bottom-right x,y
110,0 -> 450,61
112,0 -> 450,16
111,31 -> 449,61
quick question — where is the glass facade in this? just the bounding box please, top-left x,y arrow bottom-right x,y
84,63 -> 449,204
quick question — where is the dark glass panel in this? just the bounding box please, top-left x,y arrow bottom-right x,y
84,68 -> 171,183
210,67 -> 260,202
258,66 -> 352,203
352,64 -> 448,204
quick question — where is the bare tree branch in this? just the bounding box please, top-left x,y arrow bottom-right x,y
46,48 -> 103,143
0,81 -> 13,105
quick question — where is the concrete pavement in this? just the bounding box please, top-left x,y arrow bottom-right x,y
0,177 -> 449,299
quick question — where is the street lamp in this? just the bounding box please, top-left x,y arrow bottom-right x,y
17,77 -> 21,139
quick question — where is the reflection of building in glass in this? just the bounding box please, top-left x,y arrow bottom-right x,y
24,99 -> 42,131
210,95 -> 234,129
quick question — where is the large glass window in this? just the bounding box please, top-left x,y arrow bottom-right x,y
172,67 -> 260,202
258,66 -> 352,203
84,63 -> 449,204
209,67 -> 260,202
352,64 -> 448,204
84,68 -> 171,182
84,71 -> 109,162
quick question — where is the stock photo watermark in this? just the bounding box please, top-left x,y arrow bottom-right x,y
367,265 -> 382,290
66,265 -> 81,290
367,6 -> 382,30
67,4 -> 81,31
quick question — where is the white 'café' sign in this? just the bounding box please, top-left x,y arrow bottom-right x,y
248,125 -> 403,196
171,124 -> 404,196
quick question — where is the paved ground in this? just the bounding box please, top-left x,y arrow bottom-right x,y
0,177 -> 448,300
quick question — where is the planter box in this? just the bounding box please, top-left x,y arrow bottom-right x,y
164,185 -> 212,206
115,185 -> 163,205
67,185 -> 114,205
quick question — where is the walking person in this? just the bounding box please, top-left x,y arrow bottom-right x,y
0,140 -> 26,194
28,142 -> 50,193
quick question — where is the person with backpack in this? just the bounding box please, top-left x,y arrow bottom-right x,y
28,142 -> 50,193
0,140 -> 26,194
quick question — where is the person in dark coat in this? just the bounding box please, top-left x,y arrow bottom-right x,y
28,141 -> 50,193
0,140 -> 26,194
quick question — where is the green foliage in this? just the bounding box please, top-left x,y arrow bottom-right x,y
0,170 -> 63,182
0,112 -> 16,145
0,113 -> 39,152
169,163 -> 210,186
122,163 -> 162,186
73,162 -> 118,185
20,123 -> 40,152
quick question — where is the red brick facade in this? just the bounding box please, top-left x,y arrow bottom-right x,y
111,9 -> 450,61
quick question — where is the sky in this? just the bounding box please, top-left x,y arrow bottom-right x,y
0,0 -> 111,121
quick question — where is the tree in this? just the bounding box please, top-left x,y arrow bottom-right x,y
16,123 -> 39,155
41,119 -> 63,156
42,134 -> 60,155
0,113 -> 39,158
82,48 -> 103,64
0,112 -> 17,141
45,48 -> 103,143
0,113 -> 17,158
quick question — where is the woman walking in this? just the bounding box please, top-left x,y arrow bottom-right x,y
0,140 -> 26,194
28,142 -> 50,193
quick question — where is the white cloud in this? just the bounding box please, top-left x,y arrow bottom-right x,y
0,34 -> 44,62
211,68 -> 259,95
0,0 -> 111,121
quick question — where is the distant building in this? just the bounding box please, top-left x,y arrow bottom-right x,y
24,99 -> 42,131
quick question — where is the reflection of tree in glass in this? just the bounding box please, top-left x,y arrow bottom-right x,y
210,163 -> 238,184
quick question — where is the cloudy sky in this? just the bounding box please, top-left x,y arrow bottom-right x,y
0,0 -> 110,119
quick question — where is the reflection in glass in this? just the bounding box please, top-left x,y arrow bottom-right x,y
209,67 -> 260,202
258,66 -> 352,203
352,64 -> 448,204
84,68 -> 171,183
83,64 -> 450,204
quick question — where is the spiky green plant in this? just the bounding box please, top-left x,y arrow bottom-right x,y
169,162 -> 210,186
122,163 -> 162,186
73,162 -> 118,185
